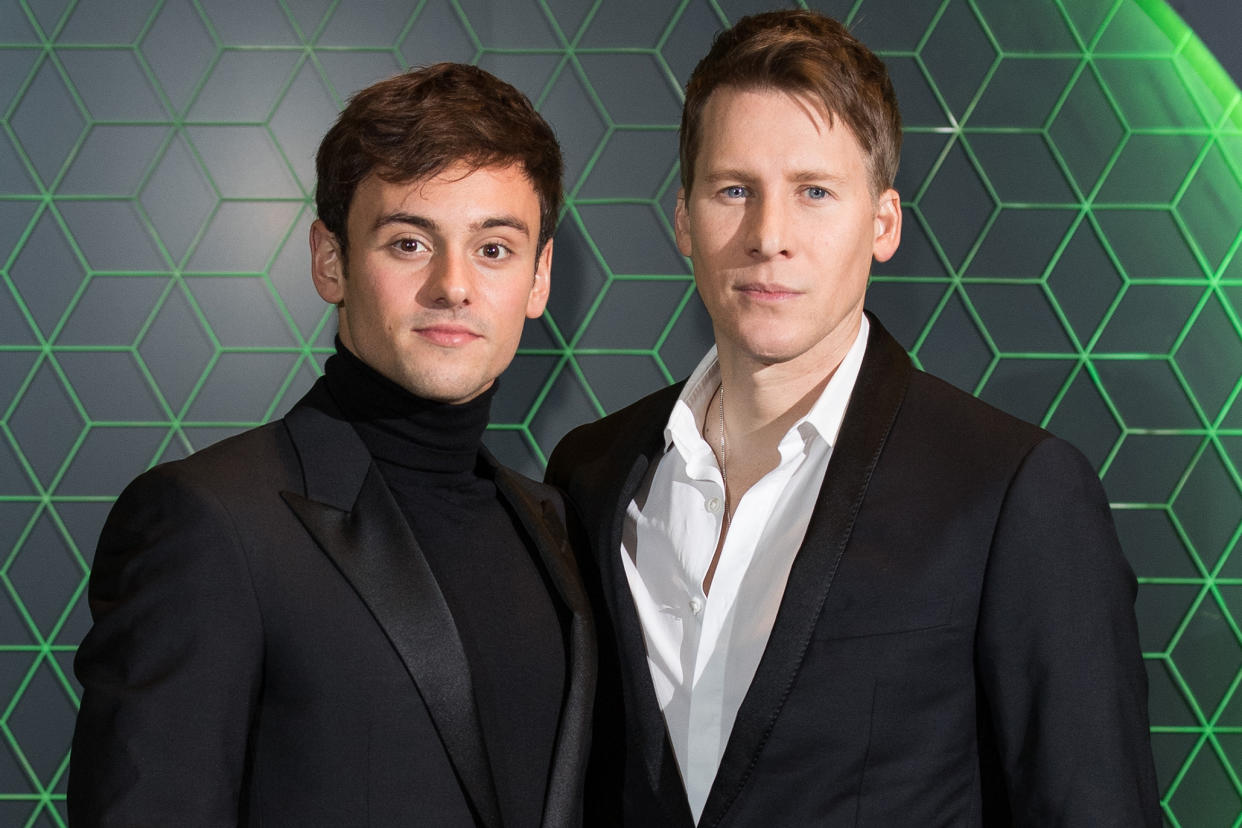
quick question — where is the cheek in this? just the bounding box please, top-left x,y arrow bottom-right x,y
485,282 -> 534,327
692,268 -> 727,306
368,282 -> 411,321
698,212 -> 740,252
690,243 -> 739,293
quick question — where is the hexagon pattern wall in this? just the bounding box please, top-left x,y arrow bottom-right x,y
1,0 -> 1241,824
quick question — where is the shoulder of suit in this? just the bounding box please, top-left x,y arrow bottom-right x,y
555,382 -> 683,452
129,420 -> 296,500
901,367 -> 1063,466
96,421 -> 298,559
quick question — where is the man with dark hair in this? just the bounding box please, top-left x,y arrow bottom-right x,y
547,11 -> 1159,825
69,63 -> 593,828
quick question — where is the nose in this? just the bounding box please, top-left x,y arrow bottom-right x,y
746,196 -> 791,259
423,253 -> 471,307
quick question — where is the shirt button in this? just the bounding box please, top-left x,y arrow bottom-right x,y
705,496 -> 722,513
689,598 -> 703,615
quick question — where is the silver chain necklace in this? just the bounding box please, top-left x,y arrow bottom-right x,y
718,381 -> 730,530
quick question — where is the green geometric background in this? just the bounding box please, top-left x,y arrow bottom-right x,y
1,0 -> 1240,825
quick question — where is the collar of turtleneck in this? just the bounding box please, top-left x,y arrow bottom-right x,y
322,338 -> 495,476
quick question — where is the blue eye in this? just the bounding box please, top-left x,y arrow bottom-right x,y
805,186 -> 828,200
723,185 -> 747,199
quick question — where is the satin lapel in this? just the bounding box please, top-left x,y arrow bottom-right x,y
489,459 -> 595,828
597,386 -> 698,823
280,385 -> 503,828
698,317 -> 913,828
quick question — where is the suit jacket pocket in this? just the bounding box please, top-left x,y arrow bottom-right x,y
813,594 -> 955,640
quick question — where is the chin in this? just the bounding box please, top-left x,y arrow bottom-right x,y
423,386 -> 482,405
388,373 -> 463,403
430,377 -> 498,405
732,333 -> 805,364
391,357 -> 490,401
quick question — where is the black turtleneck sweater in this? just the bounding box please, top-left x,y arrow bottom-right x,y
324,343 -> 566,828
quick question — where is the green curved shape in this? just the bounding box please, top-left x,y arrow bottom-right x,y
1135,0 -> 1242,118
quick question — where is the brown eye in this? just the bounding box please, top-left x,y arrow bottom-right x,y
480,243 -> 509,259
394,238 -> 424,253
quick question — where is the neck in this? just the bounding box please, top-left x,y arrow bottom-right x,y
717,360 -> 832,442
705,314 -> 862,504
716,316 -> 861,441
324,338 -> 493,475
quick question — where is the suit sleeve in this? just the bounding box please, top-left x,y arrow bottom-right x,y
69,465 -> 264,827
975,437 -> 1161,826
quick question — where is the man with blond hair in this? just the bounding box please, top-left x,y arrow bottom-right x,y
548,11 -> 1158,825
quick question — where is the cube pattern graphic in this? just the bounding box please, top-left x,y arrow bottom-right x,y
1,0 -> 1241,824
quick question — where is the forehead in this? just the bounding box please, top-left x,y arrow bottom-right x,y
348,162 -> 539,223
694,86 -> 867,175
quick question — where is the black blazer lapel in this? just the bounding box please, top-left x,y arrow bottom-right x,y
279,383 -> 503,828
591,386 -> 698,824
489,459 -> 595,828
698,316 -> 913,827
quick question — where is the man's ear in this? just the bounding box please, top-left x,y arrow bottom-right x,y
310,220 -> 346,304
673,188 -> 692,258
526,238 -> 553,319
872,188 -> 902,263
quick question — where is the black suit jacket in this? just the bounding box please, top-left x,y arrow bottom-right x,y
70,379 -> 595,827
546,315 -> 1159,827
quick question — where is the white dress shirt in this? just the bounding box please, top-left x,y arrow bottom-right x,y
621,317 -> 869,821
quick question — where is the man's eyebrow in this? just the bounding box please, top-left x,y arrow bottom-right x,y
700,168 -> 849,185
701,169 -> 755,185
789,169 -> 848,185
374,212 -> 437,233
371,213 -> 531,238
476,215 -> 531,238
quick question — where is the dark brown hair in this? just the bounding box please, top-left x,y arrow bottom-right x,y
680,10 -> 901,196
315,62 -> 563,257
